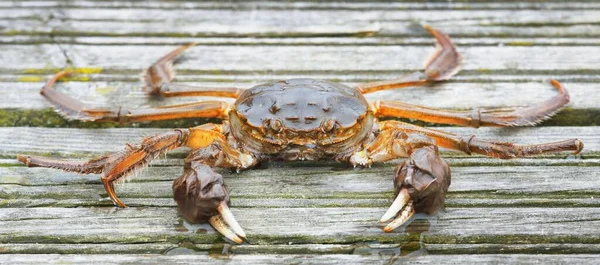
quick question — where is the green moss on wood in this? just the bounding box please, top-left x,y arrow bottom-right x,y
0,108 -> 221,129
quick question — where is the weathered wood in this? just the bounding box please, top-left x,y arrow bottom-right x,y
3,254 -> 599,265
1,207 -> 600,245
1,1 -> 599,262
4,44 -> 600,72
5,4 -> 600,38
2,166 -> 599,202
1,127 -> 597,158
1,81 -> 598,110
2,165 -> 599,208
4,36 -> 600,46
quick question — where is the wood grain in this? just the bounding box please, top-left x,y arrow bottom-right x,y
1,1 -> 599,263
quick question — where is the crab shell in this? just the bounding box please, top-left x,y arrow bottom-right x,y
228,78 -> 375,158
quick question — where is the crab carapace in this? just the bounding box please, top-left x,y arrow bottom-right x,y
17,26 -> 583,243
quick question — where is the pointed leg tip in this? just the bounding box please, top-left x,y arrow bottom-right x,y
231,235 -> 244,244
16,155 -> 29,165
575,139 -> 584,155
549,79 -> 567,94
382,226 -> 395,233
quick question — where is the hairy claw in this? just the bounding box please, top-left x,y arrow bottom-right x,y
381,146 -> 451,232
173,161 -> 249,243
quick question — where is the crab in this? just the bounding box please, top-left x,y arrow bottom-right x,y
17,26 -> 583,244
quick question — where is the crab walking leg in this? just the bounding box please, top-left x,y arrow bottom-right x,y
142,43 -> 245,98
173,140 -> 258,243
159,83 -> 244,98
17,151 -> 124,174
18,124 -> 231,207
374,80 -> 570,128
41,71 -> 232,122
356,26 -> 461,94
379,120 -> 583,159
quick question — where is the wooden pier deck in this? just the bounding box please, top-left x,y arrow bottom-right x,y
0,1 -> 599,264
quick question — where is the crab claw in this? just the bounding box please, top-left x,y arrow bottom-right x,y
381,146 -> 451,232
172,161 -> 247,243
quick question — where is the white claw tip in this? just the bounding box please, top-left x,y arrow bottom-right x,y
380,189 -> 410,222
217,202 -> 247,239
382,201 -> 415,233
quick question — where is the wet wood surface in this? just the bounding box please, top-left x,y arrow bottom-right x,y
1,1 -> 599,264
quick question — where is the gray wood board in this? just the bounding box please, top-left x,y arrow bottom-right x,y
1,81 -> 598,111
1,0 -> 600,262
4,45 -> 600,72
1,207 -> 600,245
1,127 -> 597,158
2,254 -> 600,265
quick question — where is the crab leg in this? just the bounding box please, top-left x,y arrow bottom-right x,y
172,137 -> 258,243
18,124 -> 230,207
378,120 -> 583,159
143,43 -> 245,98
349,130 -> 450,232
41,71 -> 231,122
352,119 -> 583,232
356,26 -> 461,94
375,80 -> 570,128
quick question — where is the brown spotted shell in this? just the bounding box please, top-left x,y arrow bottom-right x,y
234,79 -> 369,131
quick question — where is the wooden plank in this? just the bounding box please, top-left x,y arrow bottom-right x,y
3,254 -> 600,265
4,44 -> 600,72
1,0 -> 599,262
3,165 -> 600,198
5,242 -> 600,255
5,6 -> 600,38
1,81 -> 598,111
4,1 -> 600,10
1,207 -> 600,245
1,165 -> 599,208
426,243 -> 600,255
3,36 -> 600,46
1,127 -> 597,158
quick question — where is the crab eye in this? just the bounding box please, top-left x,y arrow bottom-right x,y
270,119 -> 283,133
321,119 -> 338,133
